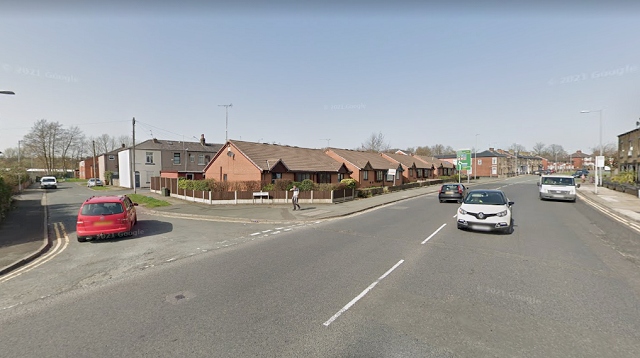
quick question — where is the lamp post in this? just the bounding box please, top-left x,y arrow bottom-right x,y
474,134 -> 479,180
218,103 -> 233,143
580,109 -> 603,193
18,140 -> 22,192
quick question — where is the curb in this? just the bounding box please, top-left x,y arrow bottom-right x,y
0,191 -> 52,277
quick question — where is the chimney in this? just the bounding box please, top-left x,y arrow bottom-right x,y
200,134 -> 205,145
489,147 -> 494,152
121,143 -> 125,148
152,138 -> 159,143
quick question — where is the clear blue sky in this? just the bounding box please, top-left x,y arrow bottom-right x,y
1,1 -> 639,155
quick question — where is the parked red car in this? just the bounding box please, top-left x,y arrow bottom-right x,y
76,195 -> 138,242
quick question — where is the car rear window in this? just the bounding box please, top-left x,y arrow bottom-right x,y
81,202 -> 124,216
443,185 -> 458,191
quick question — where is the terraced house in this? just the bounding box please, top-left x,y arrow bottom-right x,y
325,148 -> 403,188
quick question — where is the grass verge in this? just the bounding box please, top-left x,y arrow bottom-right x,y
127,194 -> 171,208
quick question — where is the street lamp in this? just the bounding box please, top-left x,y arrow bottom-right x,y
474,134 -> 479,180
218,103 -> 233,143
580,109 -> 603,193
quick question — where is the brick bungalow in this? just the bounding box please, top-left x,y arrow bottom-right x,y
325,148 -> 404,188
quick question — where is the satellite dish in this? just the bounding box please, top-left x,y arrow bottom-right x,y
227,151 -> 234,157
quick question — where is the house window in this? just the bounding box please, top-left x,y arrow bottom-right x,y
146,152 -> 154,164
173,153 -> 180,165
186,173 -> 194,180
337,173 -> 344,182
108,155 -> 115,160
190,154 -> 195,163
363,171 -> 369,180
417,169 -> 422,178
492,157 -> 497,165
409,168 -> 413,177
198,154 -> 205,165
223,174 -> 228,181
478,159 -> 482,165
295,173 -> 311,182
318,173 -> 331,184
376,170 -> 384,181
271,172 -> 282,184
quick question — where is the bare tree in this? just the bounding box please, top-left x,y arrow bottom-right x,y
509,143 -> 527,153
532,142 -> 546,156
360,132 -> 390,152
22,119 -> 63,173
415,146 -> 432,157
545,144 -> 566,163
58,126 -> 84,173
116,135 -> 132,149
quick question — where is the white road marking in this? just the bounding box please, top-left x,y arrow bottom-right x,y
323,259 -> 404,327
272,231 -> 281,234
1,222 -> 69,284
422,223 -> 447,244
250,232 -> 261,236
284,228 -> 292,231
275,227 -> 284,230
262,229 -> 272,233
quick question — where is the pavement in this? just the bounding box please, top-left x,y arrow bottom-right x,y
1,176 -> 638,277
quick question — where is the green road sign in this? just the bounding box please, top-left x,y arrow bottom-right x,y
456,149 -> 471,170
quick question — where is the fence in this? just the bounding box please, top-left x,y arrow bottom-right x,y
150,177 -> 355,205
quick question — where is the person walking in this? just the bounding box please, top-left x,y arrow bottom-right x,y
290,185 -> 301,210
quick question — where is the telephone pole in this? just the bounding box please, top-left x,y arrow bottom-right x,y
92,140 -> 97,179
132,117 -> 136,193
218,104 -> 232,142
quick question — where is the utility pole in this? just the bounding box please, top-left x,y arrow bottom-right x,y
17,140 -> 22,192
92,140 -> 97,179
132,117 -> 136,193
320,139 -> 331,148
218,103 -> 233,143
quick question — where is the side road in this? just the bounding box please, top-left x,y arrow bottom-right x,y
1,176 -> 638,277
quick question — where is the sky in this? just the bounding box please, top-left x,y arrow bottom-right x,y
1,1 -> 639,156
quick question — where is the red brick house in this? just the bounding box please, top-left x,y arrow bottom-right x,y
382,152 -> 432,183
203,140 -> 351,185
325,148 -> 403,188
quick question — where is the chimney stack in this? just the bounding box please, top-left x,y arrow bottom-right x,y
200,134 -> 205,145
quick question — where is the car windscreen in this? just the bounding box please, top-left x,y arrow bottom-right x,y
42,178 -> 56,182
81,203 -> 124,216
541,177 -> 574,186
464,192 -> 505,205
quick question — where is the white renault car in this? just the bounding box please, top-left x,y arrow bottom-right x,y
457,189 -> 514,234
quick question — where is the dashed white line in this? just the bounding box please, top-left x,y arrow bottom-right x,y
250,232 -> 261,236
262,229 -> 272,233
323,259 -> 404,327
422,223 -> 447,245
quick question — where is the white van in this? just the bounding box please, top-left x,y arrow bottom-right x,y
40,176 -> 58,189
538,175 -> 579,202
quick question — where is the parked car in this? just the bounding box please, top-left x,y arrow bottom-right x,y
456,189 -> 514,234
87,178 -> 104,187
40,176 -> 58,189
572,170 -> 589,178
438,183 -> 466,203
76,195 -> 138,242
538,175 -> 580,202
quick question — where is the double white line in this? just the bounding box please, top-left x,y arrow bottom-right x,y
0,222 -> 69,284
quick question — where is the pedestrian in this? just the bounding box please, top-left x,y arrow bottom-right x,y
290,185 -> 301,210
581,173 -> 586,183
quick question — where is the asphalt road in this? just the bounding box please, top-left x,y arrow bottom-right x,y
1,177 -> 640,357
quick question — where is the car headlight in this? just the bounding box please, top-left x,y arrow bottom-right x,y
497,209 -> 508,217
458,207 -> 467,215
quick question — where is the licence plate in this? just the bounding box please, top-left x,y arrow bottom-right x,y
553,194 -> 563,198
470,225 -> 491,231
94,221 -> 113,226
445,191 -> 453,194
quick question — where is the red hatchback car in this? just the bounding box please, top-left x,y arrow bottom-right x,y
76,195 -> 138,242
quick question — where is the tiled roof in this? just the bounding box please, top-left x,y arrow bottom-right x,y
413,155 -> 455,168
383,152 -> 431,169
326,148 -> 399,170
134,139 -> 222,153
233,141 -> 346,172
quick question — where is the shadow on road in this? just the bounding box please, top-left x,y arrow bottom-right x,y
88,220 -> 174,243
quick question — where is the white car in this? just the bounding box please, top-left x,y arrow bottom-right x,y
40,176 -> 58,189
87,178 -> 104,187
457,189 -> 514,234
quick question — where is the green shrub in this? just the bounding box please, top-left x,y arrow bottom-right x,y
299,179 -> 314,191
275,179 -> 292,191
178,178 -> 210,191
611,171 -> 636,184
316,183 -> 336,191
340,178 -> 357,189
262,183 -> 275,191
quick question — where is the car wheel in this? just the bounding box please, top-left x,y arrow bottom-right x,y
439,199 -> 444,203
77,236 -> 87,242
457,224 -> 465,230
